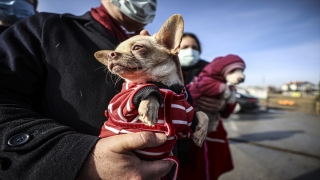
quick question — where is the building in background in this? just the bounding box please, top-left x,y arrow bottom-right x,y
281,81 -> 317,97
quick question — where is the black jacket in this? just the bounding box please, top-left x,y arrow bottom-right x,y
0,25 -> 9,34
0,12 -> 123,179
181,59 -> 209,84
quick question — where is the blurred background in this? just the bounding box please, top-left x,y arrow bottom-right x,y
38,0 -> 320,87
38,0 -> 320,113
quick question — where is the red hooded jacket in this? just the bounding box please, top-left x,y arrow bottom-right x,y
187,54 -> 245,105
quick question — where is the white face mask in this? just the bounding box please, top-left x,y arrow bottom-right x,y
178,48 -> 200,67
110,0 -> 157,24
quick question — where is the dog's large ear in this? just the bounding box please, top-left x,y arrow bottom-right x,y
94,50 -> 112,65
154,14 -> 184,55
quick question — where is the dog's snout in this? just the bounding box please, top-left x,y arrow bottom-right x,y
238,77 -> 245,83
108,52 -> 118,60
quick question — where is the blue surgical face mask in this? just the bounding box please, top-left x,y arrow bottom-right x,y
0,0 -> 35,24
178,48 -> 200,67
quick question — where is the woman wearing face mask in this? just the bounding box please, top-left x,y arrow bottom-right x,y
179,33 -> 208,84
178,33 -> 234,180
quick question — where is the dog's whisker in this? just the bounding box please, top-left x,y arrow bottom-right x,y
112,76 -> 122,89
114,76 -> 122,85
94,66 -> 108,72
110,74 -> 117,84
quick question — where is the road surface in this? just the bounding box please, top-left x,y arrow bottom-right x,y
219,109 -> 320,180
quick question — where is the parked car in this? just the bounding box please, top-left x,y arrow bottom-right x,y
233,92 -> 260,113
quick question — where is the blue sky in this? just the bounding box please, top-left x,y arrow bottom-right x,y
38,0 -> 320,88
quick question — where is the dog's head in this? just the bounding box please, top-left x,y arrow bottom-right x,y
225,68 -> 245,85
218,55 -> 246,85
94,14 -> 184,86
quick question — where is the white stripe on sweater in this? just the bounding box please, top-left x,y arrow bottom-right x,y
171,104 -> 185,110
126,100 -> 132,112
186,106 -> 193,113
120,129 -> 133,134
118,107 -> 127,121
104,124 -> 120,134
131,115 -> 140,123
156,119 -> 190,125
108,103 -> 113,112
172,120 -> 188,125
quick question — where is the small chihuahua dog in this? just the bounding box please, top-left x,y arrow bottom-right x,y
95,13 -> 208,155
95,14 -> 208,180
187,54 -> 246,132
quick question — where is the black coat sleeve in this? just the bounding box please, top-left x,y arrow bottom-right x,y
0,13 -> 99,180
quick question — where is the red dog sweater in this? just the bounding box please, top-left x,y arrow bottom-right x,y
100,82 -> 194,180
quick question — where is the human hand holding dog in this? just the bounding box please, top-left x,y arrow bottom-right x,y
192,111 -> 209,146
78,132 -> 174,180
195,97 -> 225,133
196,96 -> 226,112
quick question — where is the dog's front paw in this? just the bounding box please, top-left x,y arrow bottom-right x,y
227,90 -> 237,104
138,96 -> 159,126
192,111 -> 209,147
223,86 -> 231,99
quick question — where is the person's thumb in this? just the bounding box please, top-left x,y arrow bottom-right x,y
107,132 -> 167,152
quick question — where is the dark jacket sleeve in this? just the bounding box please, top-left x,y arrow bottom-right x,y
0,13 -> 99,180
132,85 -> 163,107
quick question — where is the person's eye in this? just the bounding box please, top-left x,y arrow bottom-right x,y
192,46 -> 199,50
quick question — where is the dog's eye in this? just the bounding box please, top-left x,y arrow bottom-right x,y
132,45 -> 142,51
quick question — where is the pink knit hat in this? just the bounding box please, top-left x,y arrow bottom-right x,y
222,61 -> 245,77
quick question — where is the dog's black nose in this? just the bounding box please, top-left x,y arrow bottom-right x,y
108,52 -> 118,60
238,78 -> 244,83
